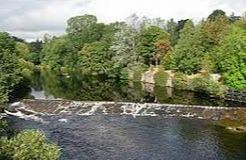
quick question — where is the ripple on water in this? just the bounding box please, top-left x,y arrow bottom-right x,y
5,115 -> 246,160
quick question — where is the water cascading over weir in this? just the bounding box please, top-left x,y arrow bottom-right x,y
5,99 -> 246,122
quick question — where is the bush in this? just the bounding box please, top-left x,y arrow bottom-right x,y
173,73 -> 227,97
131,64 -> 148,81
120,68 -> 129,80
0,130 -> 60,160
154,68 -> 168,86
173,72 -> 190,90
0,89 -> 8,104
0,120 -> 7,137
190,76 -> 227,97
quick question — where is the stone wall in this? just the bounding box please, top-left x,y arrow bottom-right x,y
226,90 -> 246,103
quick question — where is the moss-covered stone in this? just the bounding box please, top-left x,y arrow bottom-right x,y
154,68 -> 168,86
131,64 -> 148,82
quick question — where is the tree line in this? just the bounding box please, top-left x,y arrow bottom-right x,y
1,9 -> 246,104
40,10 -> 246,90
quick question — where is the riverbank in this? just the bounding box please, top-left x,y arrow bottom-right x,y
129,66 -> 228,98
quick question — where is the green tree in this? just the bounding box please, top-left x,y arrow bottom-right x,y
0,32 -> 22,103
137,26 -> 170,65
78,41 -> 114,75
216,24 -> 246,90
207,9 -> 227,21
166,19 -> 179,46
66,14 -> 97,34
201,13 -> 230,51
28,40 -> 43,65
66,15 -> 105,49
16,42 -> 30,60
15,42 -> 37,77
41,36 -> 77,71
169,20 -> 206,74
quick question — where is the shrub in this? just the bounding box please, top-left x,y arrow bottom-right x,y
173,73 -> 227,97
0,130 -> 60,160
190,76 -> 227,97
0,89 -> 8,104
131,64 -> 148,81
173,72 -> 190,90
0,120 -> 7,137
154,68 -> 168,86
120,67 -> 129,80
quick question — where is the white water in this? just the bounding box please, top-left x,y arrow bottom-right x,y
4,110 -> 47,124
5,100 -> 243,122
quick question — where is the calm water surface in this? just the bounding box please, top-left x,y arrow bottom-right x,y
18,71 -> 246,107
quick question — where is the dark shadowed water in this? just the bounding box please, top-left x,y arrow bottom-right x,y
6,115 -> 246,160
17,71 -> 246,107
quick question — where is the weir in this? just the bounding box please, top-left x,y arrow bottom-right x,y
6,99 -> 246,121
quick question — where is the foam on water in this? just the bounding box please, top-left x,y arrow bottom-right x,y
5,100 -> 246,121
4,110 -> 47,124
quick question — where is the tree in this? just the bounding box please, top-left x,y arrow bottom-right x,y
166,19 -> 178,46
16,42 -> 30,60
28,40 -> 43,65
78,41 -> 114,75
66,15 -> 105,49
110,23 -> 140,69
0,32 -> 22,103
207,9 -> 227,21
169,20 -> 206,74
29,40 -> 43,53
41,36 -> 77,71
201,13 -> 230,51
66,14 -> 97,34
154,39 -> 171,65
137,26 -> 170,65
216,25 -> 246,90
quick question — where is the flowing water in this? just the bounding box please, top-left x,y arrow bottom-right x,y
5,71 -> 246,160
6,112 -> 246,160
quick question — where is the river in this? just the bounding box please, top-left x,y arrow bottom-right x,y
6,71 -> 246,160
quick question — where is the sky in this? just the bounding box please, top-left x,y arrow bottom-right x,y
0,0 -> 245,41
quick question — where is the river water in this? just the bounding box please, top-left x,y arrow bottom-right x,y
6,113 -> 246,160
6,71 -> 246,160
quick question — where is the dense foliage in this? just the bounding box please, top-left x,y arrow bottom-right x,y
0,33 -> 22,103
1,10 -> 246,104
216,24 -> 246,90
173,73 -> 227,97
38,12 -> 246,91
0,129 -> 60,160
167,20 -> 206,74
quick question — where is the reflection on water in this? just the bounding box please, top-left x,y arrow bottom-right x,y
6,115 -> 246,160
21,71 -> 245,107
